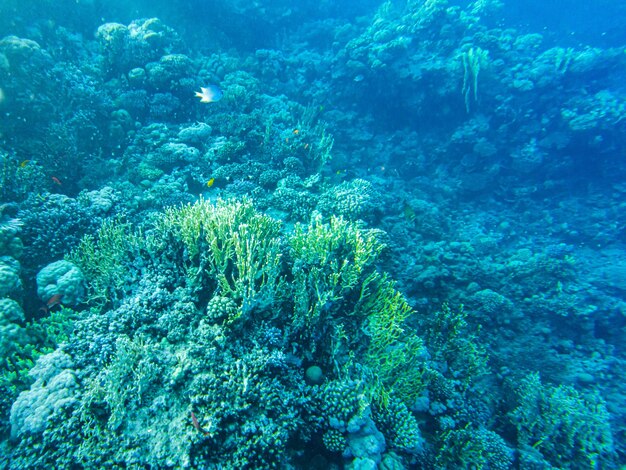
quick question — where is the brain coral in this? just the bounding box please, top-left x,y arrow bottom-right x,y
36,260 -> 85,306
0,256 -> 21,297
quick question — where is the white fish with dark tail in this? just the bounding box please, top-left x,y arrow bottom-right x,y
195,85 -> 223,103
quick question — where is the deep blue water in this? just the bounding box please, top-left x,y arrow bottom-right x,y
0,0 -> 624,468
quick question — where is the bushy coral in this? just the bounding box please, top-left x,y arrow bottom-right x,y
318,178 -> 379,222
373,397 -> 423,453
509,372 -> 616,468
319,379 -> 368,430
19,190 -> 119,276
205,295 -> 238,323
145,53 -> 194,93
323,428 -> 347,453
436,425 -> 513,470
6,198 -> 432,467
96,18 -> 180,75
272,185 -> 318,222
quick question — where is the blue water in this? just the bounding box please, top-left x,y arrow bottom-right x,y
1,0 -> 624,468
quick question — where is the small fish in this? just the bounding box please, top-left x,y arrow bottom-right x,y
39,293 -> 63,314
51,176 -> 62,185
19,160 -> 30,168
206,178 -> 215,188
195,85 -> 223,103
304,143 -> 309,150
403,202 -> 416,222
354,74 -> 365,82
191,411 -> 210,436
47,293 -> 63,308
292,129 -> 299,135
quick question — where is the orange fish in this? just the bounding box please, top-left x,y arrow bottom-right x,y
39,293 -> 63,314
51,176 -> 62,185
47,293 -> 63,308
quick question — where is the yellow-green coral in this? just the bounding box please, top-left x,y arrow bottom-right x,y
423,303 -> 488,390
67,217 -> 142,307
462,46 -> 489,112
510,372 -> 615,468
289,214 -> 426,406
356,274 -> 426,406
158,198 -> 284,317
289,214 -> 383,332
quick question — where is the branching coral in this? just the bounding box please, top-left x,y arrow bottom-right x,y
289,214 -> 383,335
67,217 -> 142,307
357,274 -> 427,406
157,198 -> 284,318
510,372 -> 616,468
9,199 -> 431,467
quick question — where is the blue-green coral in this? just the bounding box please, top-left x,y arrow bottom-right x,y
510,372 -> 616,468
6,198 -> 428,468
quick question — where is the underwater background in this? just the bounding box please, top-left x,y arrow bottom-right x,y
0,0 -> 625,468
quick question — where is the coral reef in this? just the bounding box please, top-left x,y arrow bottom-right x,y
0,0 -> 624,466
6,199 -> 431,468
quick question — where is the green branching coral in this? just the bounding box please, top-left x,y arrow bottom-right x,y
67,217 -> 143,307
7,199 -> 431,467
436,425 -> 513,470
289,214 -> 383,335
158,198 -> 284,318
421,303 -> 489,390
290,214 -> 426,407
509,372 -> 616,469
357,274 -> 427,406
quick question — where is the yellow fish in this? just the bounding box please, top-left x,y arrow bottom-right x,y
206,178 -> 215,188
19,159 -> 30,168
